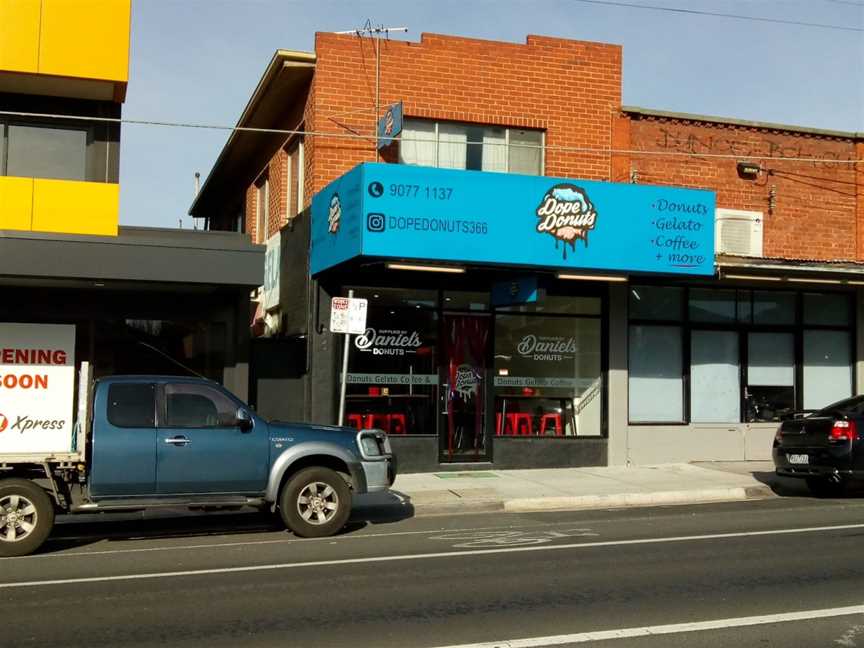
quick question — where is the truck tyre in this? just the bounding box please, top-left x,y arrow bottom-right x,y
279,467 -> 351,538
0,479 -> 55,557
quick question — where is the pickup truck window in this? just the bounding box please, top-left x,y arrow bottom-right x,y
164,383 -> 237,428
107,383 -> 156,428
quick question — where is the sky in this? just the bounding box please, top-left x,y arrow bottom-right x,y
120,0 -> 864,229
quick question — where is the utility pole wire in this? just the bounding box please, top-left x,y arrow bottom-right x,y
0,109 -> 859,164
569,0 -> 863,31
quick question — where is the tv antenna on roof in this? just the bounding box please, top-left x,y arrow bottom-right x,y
335,20 -> 408,160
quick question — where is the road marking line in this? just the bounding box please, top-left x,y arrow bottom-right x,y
1,522 -> 863,588
32,522 -> 573,559
427,605 -> 864,647
41,499 -> 864,559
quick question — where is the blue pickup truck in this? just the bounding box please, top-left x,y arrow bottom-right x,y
0,375 -> 396,557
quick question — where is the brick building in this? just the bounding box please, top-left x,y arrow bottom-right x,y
191,32 -> 864,472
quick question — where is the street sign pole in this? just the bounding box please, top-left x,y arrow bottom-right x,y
337,289 -> 354,426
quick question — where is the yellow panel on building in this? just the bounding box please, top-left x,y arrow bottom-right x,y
38,0 -> 131,83
0,177 -> 35,231
0,0 -> 41,74
31,179 -> 119,236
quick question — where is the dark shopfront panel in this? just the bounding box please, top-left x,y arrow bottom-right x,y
0,285 -> 250,397
337,278 -> 608,472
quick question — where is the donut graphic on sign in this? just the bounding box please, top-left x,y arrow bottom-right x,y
535,183 -> 598,260
0,414 -> 7,433
328,193 -> 342,234
383,108 -> 395,136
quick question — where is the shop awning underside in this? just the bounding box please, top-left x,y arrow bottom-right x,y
0,226 -> 264,288
718,254 -> 864,282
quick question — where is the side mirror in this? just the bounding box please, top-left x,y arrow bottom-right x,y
236,408 -> 254,431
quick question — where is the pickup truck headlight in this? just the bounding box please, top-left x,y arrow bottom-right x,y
359,435 -> 382,458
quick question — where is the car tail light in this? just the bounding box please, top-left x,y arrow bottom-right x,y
830,420 -> 858,442
774,426 -> 783,443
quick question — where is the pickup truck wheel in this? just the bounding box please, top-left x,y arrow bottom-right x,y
0,479 -> 55,557
279,467 -> 351,538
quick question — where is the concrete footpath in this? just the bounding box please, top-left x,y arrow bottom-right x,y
354,461 -> 808,517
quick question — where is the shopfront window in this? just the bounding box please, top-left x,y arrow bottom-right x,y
803,330 -> 852,411
94,319 -> 227,383
344,292 -> 439,436
746,332 -> 795,422
628,285 -> 854,424
691,330 -> 739,423
629,324 -> 683,423
494,306 -> 602,437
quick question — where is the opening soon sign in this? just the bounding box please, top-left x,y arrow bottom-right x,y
0,323 -> 75,454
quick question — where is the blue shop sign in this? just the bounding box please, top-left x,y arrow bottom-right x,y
310,163 -> 715,276
377,102 -> 403,149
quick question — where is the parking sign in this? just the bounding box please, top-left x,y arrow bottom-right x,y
330,297 -> 368,335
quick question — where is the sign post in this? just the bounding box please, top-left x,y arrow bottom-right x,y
330,291 -> 368,426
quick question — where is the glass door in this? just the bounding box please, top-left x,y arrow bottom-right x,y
745,332 -> 795,421
440,314 -> 490,462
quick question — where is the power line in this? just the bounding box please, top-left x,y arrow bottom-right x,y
568,0 -> 864,31
0,109 -> 859,164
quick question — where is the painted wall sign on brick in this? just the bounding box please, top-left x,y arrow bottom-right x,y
311,163 -> 716,276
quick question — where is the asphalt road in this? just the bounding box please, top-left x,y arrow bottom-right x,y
3,496 -> 864,647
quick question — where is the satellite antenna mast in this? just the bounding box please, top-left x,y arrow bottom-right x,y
335,21 -> 408,160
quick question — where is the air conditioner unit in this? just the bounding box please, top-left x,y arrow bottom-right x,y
715,209 -> 764,257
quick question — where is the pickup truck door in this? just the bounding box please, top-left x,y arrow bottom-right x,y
90,382 -> 157,497
156,383 -> 269,494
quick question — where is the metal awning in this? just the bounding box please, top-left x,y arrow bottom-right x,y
717,254 -> 864,283
0,226 -> 264,288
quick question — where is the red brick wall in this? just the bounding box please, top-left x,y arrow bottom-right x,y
858,142 -> 864,259
309,32 -> 622,195
236,31 -> 863,266
625,114 -> 858,261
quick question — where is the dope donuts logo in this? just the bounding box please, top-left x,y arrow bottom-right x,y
535,183 -> 598,259
328,194 -> 342,234
454,364 -> 479,397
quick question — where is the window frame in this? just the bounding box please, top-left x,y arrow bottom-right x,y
255,174 -> 269,244
284,137 -> 305,221
106,382 -> 157,429
158,382 -> 240,430
2,119 -> 93,182
399,118 -> 545,175
628,284 -> 855,426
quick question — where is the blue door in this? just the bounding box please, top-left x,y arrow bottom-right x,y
90,382 -> 157,497
156,383 -> 269,495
